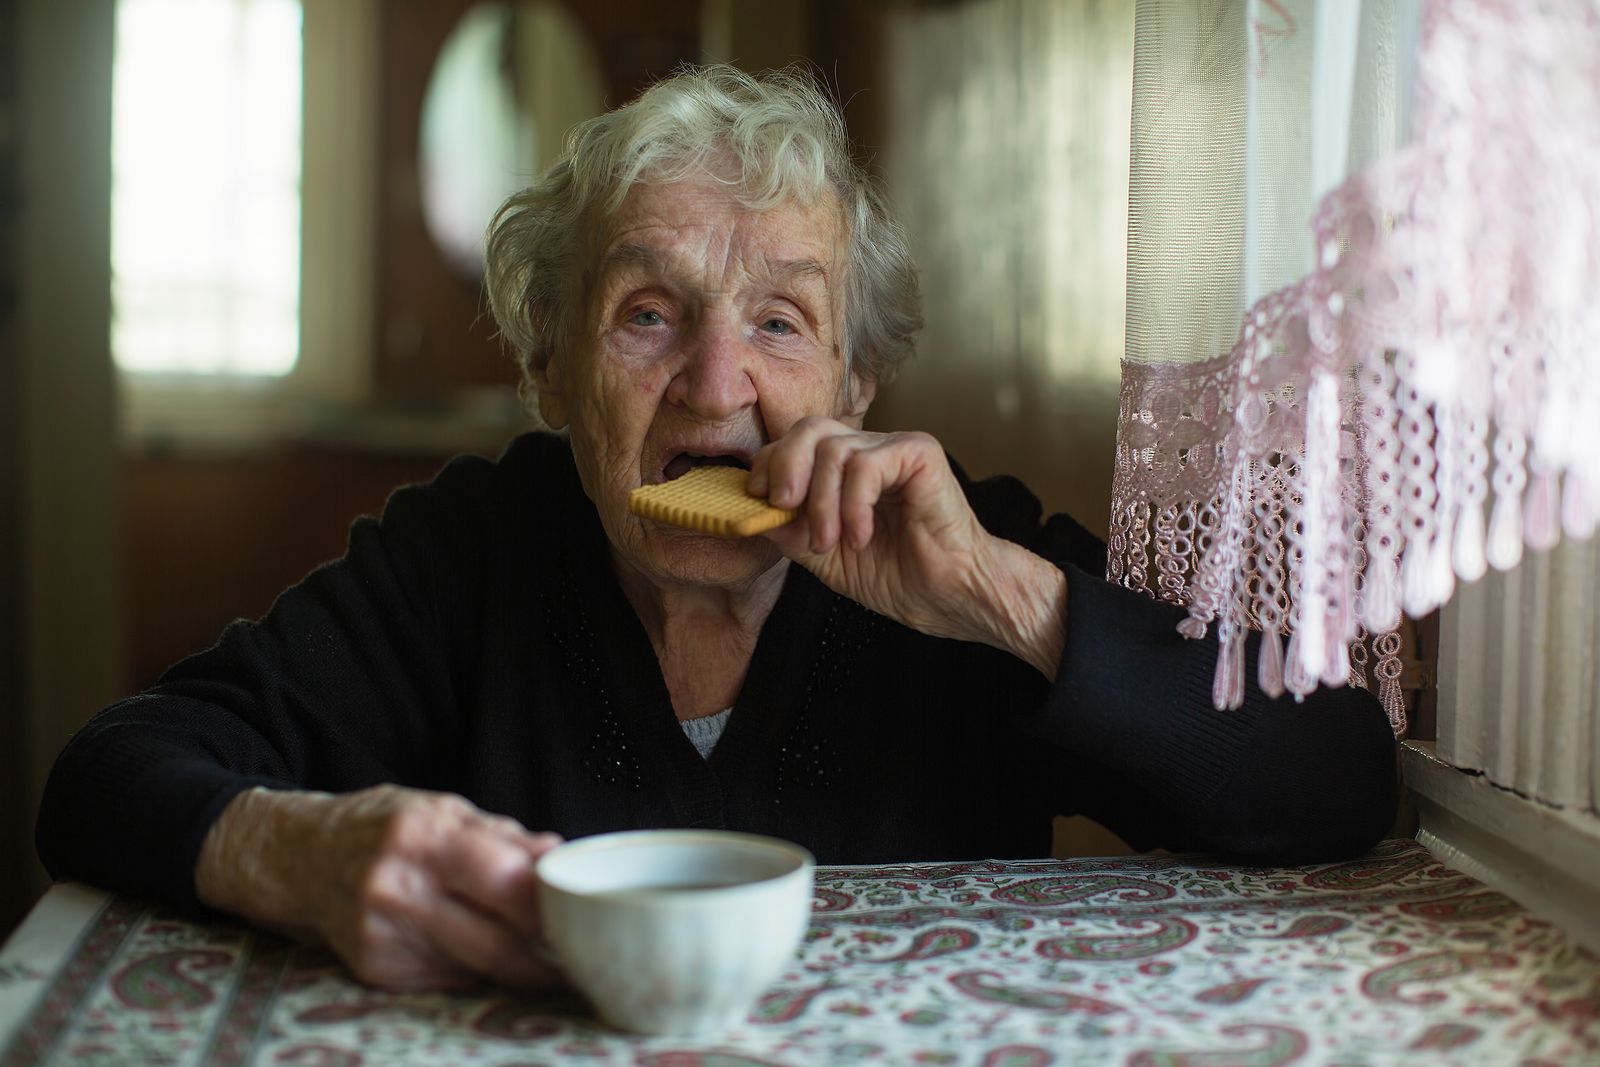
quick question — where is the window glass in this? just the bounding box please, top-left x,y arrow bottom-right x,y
111,0 -> 303,376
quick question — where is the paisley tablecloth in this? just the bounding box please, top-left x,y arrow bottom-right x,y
2,839 -> 1597,1066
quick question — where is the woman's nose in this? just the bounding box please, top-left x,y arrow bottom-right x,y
666,320 -> 758,419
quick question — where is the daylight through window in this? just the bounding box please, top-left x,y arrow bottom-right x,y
111,0 -> 303,376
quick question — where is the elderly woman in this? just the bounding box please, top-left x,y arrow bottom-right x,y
38,66 -> 1396,993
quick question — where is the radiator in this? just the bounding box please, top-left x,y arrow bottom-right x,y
1437,535 -> 1600,815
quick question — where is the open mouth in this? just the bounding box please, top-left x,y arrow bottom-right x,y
662,452 -> 751,482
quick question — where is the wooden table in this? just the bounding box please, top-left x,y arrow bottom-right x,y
2,839 -> 1597,1065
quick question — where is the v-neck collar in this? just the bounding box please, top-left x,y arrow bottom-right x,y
550,443 -> 839,827
707,563 -> 832,769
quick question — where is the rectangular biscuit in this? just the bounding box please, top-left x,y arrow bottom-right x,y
628,465 -> 798,538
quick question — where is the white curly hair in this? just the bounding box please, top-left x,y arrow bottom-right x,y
483,63 -> 922,411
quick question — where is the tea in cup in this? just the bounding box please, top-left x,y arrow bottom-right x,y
534,829 -> 815,1035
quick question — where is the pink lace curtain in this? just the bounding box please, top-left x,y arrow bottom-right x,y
1109,0 -> 1600,734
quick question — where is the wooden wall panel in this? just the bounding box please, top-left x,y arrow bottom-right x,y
0,0 -> 29,940
15,0 -> 121,929
123,447 -> 460,690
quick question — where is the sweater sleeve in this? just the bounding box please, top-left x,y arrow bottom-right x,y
963,471 -> 1399,865
1028,562 -> 1399,863
35,451 -> 500,911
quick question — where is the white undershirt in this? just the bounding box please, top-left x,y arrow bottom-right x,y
679,707 -> 734,759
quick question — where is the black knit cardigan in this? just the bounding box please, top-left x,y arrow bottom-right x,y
38,433 -> 1399,911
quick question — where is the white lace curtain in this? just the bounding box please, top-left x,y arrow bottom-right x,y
1110,0 -> 1600,733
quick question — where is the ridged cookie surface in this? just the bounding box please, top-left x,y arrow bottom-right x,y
628,465 -> 798,538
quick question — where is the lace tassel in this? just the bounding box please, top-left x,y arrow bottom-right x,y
1322,609 -> 1350,689
1524,469 -> 1561,552
1427,528 -> 1456,612
1401,536 -> 1437,617
1282,630 -> 1316,701
1213,633 -> 1245,710
1361,555 -> 1401,633
1564,472 -> 1596,540
1258,627 -> 1285,697
1487,488 -> 1524,571
1453,499 -> 1488,582
1381,673 -> 1406,734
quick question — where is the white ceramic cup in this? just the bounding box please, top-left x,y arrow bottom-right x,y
534,829 -> 816,1036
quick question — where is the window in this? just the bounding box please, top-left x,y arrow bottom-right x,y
110,0 -> 303,378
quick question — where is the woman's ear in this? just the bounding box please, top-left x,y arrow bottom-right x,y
840,375 -> 877,429
530,350 -> 571,430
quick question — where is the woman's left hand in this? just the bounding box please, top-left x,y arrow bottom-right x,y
748,417 -> 1067,678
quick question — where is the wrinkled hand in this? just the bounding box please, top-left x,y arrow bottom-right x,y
748,417 -> 1067,677
196,785 -> 563,992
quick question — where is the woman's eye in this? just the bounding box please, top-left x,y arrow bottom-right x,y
628,309 -> 665,327
761,318 -> 795,336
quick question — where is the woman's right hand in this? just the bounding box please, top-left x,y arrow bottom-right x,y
195,784 -> 564,992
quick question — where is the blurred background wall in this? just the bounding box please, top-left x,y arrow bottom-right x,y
2,0 -> 1135,937
7,0 -> 124,941
0,0 -> 26,944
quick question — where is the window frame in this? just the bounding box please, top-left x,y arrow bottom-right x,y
116,0 -> 379,451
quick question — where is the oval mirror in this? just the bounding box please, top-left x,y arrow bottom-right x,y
418,1 -> 606,282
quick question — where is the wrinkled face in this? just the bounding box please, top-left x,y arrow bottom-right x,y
535,175 -> 873,592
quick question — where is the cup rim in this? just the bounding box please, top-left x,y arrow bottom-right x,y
535,828 -> 815,899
